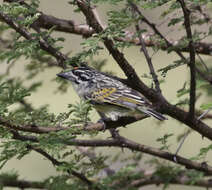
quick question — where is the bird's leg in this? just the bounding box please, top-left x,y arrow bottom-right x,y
97,112 -> 111,131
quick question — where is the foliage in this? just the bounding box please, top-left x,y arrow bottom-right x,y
0,0 -> 212,189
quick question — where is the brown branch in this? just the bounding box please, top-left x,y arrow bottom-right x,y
178,0 -> 196,119
75,0 -> 161,104
0,178 -> 45,189
2,1 -> 212,141
4,0 -> 212,58
0,117 -> 66,134
57,138 -> 212,175
77,147 -> 115,176
0,10 -> 68,68
196,68 -> 212,85
33,14 -> 94,38
26,144 -> 97,189
0,114 -> 148,135
28,13 -> 212,57
125,171 -> 212,189
124,3 -> 212,140
8,131 -> 212,189
75,0 -> 212,141
131,4 -> 161,93
11,130 -> 212,175
31,15 -> 212,57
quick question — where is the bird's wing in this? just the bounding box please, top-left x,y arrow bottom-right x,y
86,87 -> 148,109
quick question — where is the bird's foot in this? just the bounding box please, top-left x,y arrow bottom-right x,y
97,118 -> 109,131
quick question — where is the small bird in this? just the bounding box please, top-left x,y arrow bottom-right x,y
57,66 -> 167,121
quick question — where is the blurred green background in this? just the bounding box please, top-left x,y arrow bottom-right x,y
1,0 -> 212,189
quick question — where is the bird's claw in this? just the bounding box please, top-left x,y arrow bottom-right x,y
97,118 -> 107,131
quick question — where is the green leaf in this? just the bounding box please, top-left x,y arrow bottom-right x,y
168,17 -> 183,26
200,103 -> 212,110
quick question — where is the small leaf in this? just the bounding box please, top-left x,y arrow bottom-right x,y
200,103 -> 212,110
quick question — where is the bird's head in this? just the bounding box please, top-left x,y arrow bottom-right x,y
57,67 -> 95,92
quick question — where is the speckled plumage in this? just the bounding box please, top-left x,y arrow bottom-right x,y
57,67 -> 167,121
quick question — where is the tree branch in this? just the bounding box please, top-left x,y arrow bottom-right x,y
0,117 -> 66,134
0,11 -> 68,68
0,114 -> 149,135
124,3 -> 212,139
125,171 -> 212,189
77,147 -> 115,176
130,4 -> 161,93
2,1 -> 212,141
178,0 -> 196,118
4,0 -> 212,58
10,130 -> 212,175
26,144 -> 97,189
0,178 -> 45,189
76,0 -> 156,100
56,138 -> 212,175
74,0 -> 212,142
34,14 -> 94,38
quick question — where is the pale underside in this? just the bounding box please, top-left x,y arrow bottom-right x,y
94,103 -> 146,121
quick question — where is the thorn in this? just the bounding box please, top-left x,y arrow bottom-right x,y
175,130 -> 190,157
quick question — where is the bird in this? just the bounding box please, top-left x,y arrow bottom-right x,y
57,66 -> 167,121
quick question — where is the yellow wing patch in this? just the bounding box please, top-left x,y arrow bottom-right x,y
91,87 -> 117,101
118,96 -> 141,105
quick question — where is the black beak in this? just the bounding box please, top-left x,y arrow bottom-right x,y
57,72 -> 68,79
57,71 -> 75,82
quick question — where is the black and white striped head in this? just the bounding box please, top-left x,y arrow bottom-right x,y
57,67 -> 95,85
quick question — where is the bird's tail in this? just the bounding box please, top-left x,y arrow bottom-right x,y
138,107 -> 167,121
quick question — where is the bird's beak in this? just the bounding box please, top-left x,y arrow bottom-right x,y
57,71 -> 75,81
57,72 -> 68,79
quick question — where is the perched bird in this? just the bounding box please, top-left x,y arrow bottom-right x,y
57,66 -> 167,121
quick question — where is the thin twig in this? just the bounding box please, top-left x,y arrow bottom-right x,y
125,171 -> 212,189
0,178 -> 45,189
77,147 -> 115,176
0,114 -> 148,135
130,5 -> 161,93
0,117 -> 66,134
198,108 -> 212,120
75,0 -> 156,101
4,0 -> 212,57
26,144 -> 97,188
10,131 -> 212,175
174,130 -> 191,162
0,11 -> 68,68
197,53 -> 209,71
3,0 -> 212,141
178,0 -> 196,119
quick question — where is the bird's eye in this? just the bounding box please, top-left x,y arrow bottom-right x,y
73,70 -> 81,76
72,68 -> 93,82
80,73 -> 90,81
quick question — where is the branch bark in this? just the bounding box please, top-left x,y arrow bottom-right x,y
178,0 -> 196,118
1,1 -> 212,141
3,0 -> 212,58
0,178 -> 45,189
75,0 -> 212,142
131,4 -> 161,93
0,115 -> 148,134
0,11 -> 68,68
125,171 -> 212,189
10,130 -> 212,175
26,144 -> 97,189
